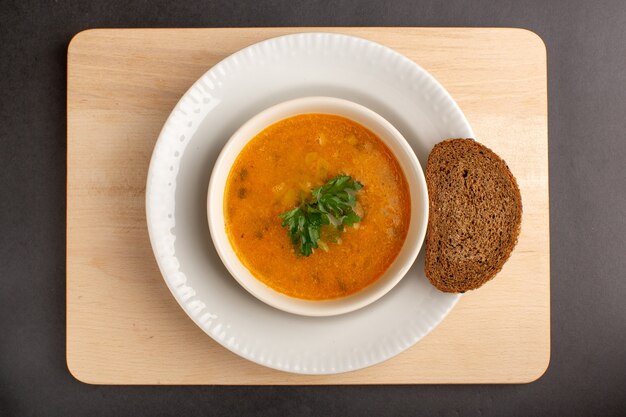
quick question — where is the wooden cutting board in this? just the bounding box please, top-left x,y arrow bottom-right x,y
67,28 -> 549,384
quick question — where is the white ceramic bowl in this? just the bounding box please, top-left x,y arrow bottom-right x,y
207,96 -> 429,316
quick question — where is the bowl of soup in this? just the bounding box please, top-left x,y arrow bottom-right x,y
208,97 -> 428,316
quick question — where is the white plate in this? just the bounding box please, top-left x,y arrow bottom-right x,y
146,33 -> 473,375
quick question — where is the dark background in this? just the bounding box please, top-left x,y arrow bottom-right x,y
1,0 -> 625,415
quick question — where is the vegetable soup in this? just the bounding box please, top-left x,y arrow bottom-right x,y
224,114 -> 410,300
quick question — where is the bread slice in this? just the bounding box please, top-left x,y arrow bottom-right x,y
424,139 -> 522,293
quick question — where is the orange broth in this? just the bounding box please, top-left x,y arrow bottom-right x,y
224,114 -> 410,300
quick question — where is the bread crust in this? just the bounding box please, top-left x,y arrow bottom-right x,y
424,139 -> 522,293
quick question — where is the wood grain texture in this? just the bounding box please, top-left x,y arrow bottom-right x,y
67,28 -> 549,385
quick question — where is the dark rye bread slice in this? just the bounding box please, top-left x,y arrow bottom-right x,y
424,139 -> 522,293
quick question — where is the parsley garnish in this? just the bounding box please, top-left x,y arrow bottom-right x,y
279,175 -> 363,256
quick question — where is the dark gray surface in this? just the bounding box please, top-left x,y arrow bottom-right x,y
1,0 -> 625,415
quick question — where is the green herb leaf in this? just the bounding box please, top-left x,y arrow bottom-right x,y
279,175 -> 363,256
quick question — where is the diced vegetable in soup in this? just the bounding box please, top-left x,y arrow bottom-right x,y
224,114 -> 410,300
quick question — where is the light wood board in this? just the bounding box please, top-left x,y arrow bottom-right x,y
67,28 -> 550,385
